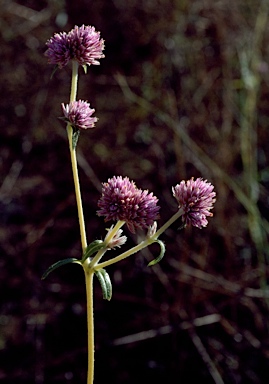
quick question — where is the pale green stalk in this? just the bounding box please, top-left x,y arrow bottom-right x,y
84,269 -> 95,384
67,60 -> 88,252
70,60 -> 79,103
94,208 -> 184,270
154,208 -> 184,239
94,238 -> 151,270
66,60 -> 94,384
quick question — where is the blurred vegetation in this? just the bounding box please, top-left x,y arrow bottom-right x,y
0,0 -> 269,383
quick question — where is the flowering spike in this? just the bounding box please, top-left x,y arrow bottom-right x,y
172,177 -> 216,228
97,176 -> 160,233
61,100 -> 97,130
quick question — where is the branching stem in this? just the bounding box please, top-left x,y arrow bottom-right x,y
95,209 -> 184,270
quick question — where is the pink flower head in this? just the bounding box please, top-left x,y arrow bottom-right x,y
68,25 -> 105,66
61,100 -> 97,130
45,25 -> 105,68
172,177 -> 216,228
97,176 -> 160,233
44,31 -> 71,68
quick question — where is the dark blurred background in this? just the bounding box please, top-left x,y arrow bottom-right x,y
1,0 -> 269,383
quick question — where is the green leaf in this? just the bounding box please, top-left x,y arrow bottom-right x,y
95,268 -> 112,301
147,240 -> 166,266
42,258 -> 80,280
82,240 -> 105,262
72,129 -> 80,149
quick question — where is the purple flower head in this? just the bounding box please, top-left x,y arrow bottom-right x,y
172,177 -> 216,228
68,25 -> 105,66
61,100 -> 97,130
45,25 -> 105,68
97,176 -> 160,233
44,31 -> 71,68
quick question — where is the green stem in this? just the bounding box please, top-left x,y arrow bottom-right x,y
66,60 -> 88,253
95,238 -> 151,270
95,209 -> 184,270
67,124 -> 87,252
84,269 -> 95,384
154,208 -> 184,239
67,60 -> 94,383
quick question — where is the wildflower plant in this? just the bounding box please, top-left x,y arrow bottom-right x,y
42,25 -> 216,384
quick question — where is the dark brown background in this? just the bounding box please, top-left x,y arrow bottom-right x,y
0,0 -> 269,383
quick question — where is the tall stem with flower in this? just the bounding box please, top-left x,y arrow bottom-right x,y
42,25 -> 216,384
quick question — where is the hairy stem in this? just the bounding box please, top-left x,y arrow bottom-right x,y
84,269 -> 95,384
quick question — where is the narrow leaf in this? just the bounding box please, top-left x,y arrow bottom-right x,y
100,269 -> 112,301
42,258 -> 80,280
147,240 -> 166,266
72,129 -> 80,149
82,240 -> 105,262
95,268 -> 112,301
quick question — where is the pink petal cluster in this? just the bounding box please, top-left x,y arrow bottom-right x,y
61,100 -> 97,130
45,25 -> 105,68
97,176 -> 160,233
172,177 -> 216,228
44,32 -> 71,68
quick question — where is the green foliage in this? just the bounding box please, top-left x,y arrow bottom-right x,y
72,129 -> 80,149
82,240 -> 105,263
41,258 -> 81,280
147,240 -> 166,266
94,268 -> 112,301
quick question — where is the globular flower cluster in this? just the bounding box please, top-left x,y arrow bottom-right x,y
45,25 -> 105,68
97,176 -> 160,233
61,100 -> 97,130
44,32 -> 70,68
172,177 -> 216,228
